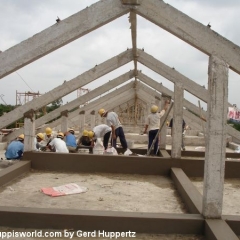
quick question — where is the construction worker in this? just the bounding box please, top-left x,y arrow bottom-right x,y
34,133 -> 44,151
5,134 -> 24,160
143,100 -> 169,155
77,130 -> 91,147
88,124 -> 112,150
64,128 -> 77,153
169,118 -> 186,151
47,132 -> 69,153
98,108 -> 128,151
43,127 -> 55,147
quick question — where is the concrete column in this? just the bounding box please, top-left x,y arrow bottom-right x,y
90,110 -> 96,129
79,110 -> 85,134
160,96 -> 168,150
61,110 -> 68,133
202,55 -> 229,218
171,84 -> 184,158
23,109 -> 35,151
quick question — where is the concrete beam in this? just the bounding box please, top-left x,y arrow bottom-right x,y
0,205 -> 203,234
4,71 -> 134,142
137,0 -> 240,74
205,219 -> 238,240
137,49 -> 208,102
0,161 -> 31,187
42,85 -> 135,132
138,72 -> 207,120
70,91 -> 136,130
171,168 -> 202,214
0,49 -> 133,130
0,0 -> 129,79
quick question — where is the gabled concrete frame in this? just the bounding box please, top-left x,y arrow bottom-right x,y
1,0 -> 240,238
0,0 -> 238,131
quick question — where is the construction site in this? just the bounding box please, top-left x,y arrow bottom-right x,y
1,0 -> 240,239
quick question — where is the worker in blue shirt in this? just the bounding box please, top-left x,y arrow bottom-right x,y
64,129 -> 77,153
5,134 -> 24,160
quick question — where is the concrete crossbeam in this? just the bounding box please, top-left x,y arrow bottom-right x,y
4,71 -> 134,142
137,0 -> 240,74
42,86 -> 135,132
137,49 -> 208,102
171,168 -> 202,214
0,50 -> 133,130
0,0 -> 129,79
138,72 -> 207,120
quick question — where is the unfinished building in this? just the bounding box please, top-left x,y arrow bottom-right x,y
0,0 -> 240,239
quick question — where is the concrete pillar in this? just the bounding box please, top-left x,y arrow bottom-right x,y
90,110 -> 96,129
61,110 -> 68,133
160,96 -> 168,150
202,55 -> 229,218
79,110 -> 85,134
171,84 -> 184,158
23,109 -> 35,151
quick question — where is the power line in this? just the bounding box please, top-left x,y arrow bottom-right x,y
15,71 -> 34,92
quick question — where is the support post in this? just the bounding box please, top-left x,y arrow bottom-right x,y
160,96 -> 167,150
202,55 -> 229,218
79,110 -> 85,134
171,83 -> 184,158
23,109 -> 35,151
61,110 -> 68,133
90,110 -> 96,130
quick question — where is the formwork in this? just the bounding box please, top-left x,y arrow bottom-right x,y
0,150 -> 240,239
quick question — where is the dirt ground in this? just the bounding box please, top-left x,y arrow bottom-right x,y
0,171 -> 187,213
0,170 -> 206,239
191,178 -> 240,215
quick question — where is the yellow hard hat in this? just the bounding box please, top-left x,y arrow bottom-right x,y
151,105 -> 158,113
69,128 -> 74,134
88,131 -> 94,139
57,132 -> 64,139
45,127 -> 52,135
82,130 -> 89,137
18,134 -> 24,140
36,133 -> 44,140
98,108 -> 106,117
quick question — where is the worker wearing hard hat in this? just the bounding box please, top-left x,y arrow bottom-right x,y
5,134 -> 24,160
47,132 -> 69,153
64,128 -> 77,153
43,127 -> 56,147
34,133 -> 44,151
143,100 -> 170,155
77,130 -> 91,147
98,108 -> 128,151
88,124 -> 112,150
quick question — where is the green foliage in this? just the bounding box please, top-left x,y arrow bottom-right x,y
227,120 -> 240,131
0,104 -> 15,117
0,98 -> 63,128
46,98 -> 63,113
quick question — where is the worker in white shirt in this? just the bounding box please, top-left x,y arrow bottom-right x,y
43,127 -> 56,147
143,100 -> 169,155
98,109 -> 128,151
88,124 -> 112,150
47,132 -> 69,153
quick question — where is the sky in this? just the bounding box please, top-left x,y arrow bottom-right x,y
0,0 -> 240,110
